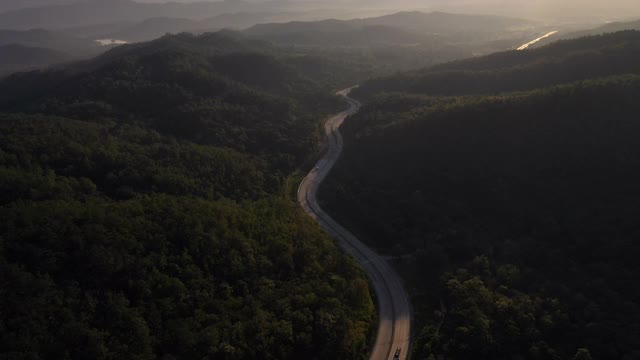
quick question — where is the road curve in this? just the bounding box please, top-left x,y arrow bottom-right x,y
298,88 -> 412,360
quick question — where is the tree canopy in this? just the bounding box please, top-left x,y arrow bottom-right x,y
321,31 -> 640,359
0,32 -> 375,360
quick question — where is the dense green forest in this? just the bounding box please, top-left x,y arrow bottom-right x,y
321,32 -> 640,359
0,32 -> 375,359
0,32 -> 352,176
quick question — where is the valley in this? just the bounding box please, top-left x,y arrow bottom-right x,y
2,1 -> 640,360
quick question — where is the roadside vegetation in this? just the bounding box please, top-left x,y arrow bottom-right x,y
321,31 -> 640,359
0,32 -> 375,360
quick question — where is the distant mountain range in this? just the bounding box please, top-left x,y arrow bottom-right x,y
0,43 -> 72,77
7,10 -> 535,47
241,10 -> 533,35
247,22 -> 431,46
243,11 -> 537,49
0,0 -> 257,30
0,44 -> 71,65
0,29 -> 101,56
0,0 -> 78,13
64,12 -> 296,42
353,11 -> 532,34
0,10 -> 541,78
354,30 -> 640,98
0,0 -> 537,33
0,28 -> 121,77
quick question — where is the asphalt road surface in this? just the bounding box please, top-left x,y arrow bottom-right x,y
298,88 -> 412,360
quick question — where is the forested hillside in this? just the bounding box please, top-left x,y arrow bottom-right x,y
354,30 -> 640,99
0,32 -> 349,176
242,11 -> 543,74
321,32 -> 640,359
0,32 -> 375,359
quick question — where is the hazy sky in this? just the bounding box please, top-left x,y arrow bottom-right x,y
157,0 -> 640,22
1,0 -> 639,23
282,0 -> 640,20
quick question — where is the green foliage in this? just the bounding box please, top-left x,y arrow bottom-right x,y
416,256 -> 569,360
0,32 -> 374,359
321,71 -> 640,358
0,114 -> 269,202
0,33 -> 344,175
0,195 -> 373,360
573,349 -> 593,360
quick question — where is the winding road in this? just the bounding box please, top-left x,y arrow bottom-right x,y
298,88 -> 412,360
